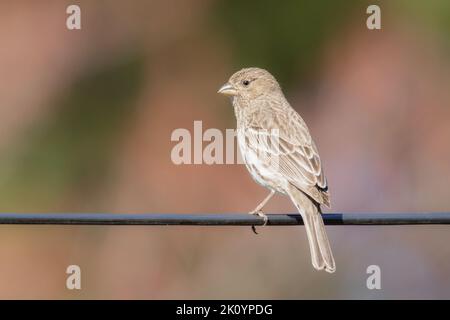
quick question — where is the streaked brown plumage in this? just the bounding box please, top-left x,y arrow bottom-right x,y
218,67 -> 335,273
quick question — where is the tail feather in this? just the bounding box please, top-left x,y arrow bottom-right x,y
287,186 -> 336,273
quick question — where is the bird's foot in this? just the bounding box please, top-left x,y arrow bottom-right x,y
249,210 -> 268,235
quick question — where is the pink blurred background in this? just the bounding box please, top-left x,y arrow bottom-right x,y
0,0 -> 449,299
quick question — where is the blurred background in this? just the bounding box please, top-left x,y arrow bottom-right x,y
0,0 -> 449,299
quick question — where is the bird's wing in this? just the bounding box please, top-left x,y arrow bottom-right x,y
244,102 -> 330,206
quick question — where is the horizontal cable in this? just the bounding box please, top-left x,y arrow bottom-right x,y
0,213 -> 448,226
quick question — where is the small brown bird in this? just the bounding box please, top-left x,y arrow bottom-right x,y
218,67 -> 335,273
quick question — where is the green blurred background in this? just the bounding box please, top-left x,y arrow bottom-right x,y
0,0 -> 449,298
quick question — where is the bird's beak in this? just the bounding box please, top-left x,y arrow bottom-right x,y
217,82 -> 237,96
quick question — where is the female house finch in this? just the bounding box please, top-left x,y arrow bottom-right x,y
218,68 -> 335,273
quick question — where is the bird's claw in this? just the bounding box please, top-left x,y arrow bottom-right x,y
249,210 -> 268,235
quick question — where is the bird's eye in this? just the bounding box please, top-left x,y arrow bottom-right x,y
242,80 -> 250,86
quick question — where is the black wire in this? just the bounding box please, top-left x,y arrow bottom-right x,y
0,213 -> 448,225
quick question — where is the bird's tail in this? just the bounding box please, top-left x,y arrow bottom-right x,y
287,186 -> 336,273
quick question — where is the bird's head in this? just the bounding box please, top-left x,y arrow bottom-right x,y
218,67 -> 282,100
